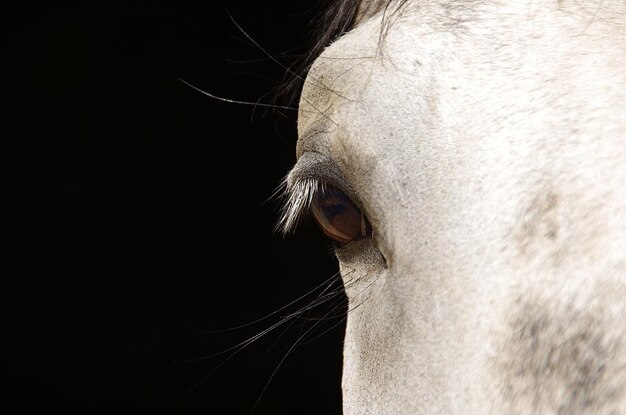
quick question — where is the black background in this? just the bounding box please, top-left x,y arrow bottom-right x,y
5,1 -> 345,414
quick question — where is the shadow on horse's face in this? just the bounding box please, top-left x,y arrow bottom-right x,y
284,0 -> 626,413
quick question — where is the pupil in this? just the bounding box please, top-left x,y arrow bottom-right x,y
322,203 -> 346,218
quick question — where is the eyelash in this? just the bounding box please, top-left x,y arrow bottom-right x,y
276,177 -> 323,235
277,177 -> 372,246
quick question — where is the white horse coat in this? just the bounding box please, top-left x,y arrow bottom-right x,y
281,1 -> 626,413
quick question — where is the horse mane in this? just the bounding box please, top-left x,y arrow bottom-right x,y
274,0 -> 412,107
274,0 -> 361,106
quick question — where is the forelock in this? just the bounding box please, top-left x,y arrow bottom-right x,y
275,0 -> 410,105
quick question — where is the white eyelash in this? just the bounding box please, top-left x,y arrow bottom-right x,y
276,177 -> 324,235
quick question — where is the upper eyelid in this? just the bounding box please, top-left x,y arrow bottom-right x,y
287,152 -> 347,189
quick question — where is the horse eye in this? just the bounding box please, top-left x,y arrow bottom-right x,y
311,186 -> 372,245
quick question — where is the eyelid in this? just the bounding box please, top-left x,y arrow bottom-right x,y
276,151 -> 367,234
287,151 -> 360,204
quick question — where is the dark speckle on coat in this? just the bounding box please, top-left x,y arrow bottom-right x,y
494,289 -> 626,414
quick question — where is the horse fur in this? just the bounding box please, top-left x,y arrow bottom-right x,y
285,0 -> 626,413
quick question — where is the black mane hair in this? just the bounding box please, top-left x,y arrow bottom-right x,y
275,0 -> 408,107
275,0 -> 362,106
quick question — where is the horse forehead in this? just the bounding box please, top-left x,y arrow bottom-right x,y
296,9 -> 419,153
297,0 -> 484,140
297,0 -> 626,152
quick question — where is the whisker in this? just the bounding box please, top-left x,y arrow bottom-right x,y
316,55 -> 375,60
344,274 -> 380,314
296,315 -> 347,348
224,9 -> 342,126
178,271 -> 350,392
178,77 -> 297,111
178,275 -> 345,364
179,313 -> 295,364
296,270 -> 381,347
266,270 -> 359,350
295,295 -> 347,322
267,271 -> 343,350
181,319 -> 284,393
224,9 -> 352,102
190,271 -> 343,334
225,55 -> 302,65
280,286 -> 345,319
248,295 -> 346,415
220,70 -> 289,86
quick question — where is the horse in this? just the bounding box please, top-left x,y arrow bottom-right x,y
277,0 -> 626,413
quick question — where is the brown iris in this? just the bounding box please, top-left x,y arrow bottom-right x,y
310,185 -> 372,245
